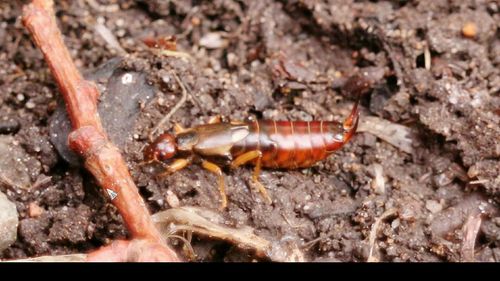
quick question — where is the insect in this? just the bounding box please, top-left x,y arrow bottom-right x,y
143,74 -> 376,210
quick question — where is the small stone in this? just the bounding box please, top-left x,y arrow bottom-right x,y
399,203 -> 418,222
161,75 -> 171,84
199,32 -> 228,49
313,175 -> 321,183
199,93 -> 215,109
462,22 -> 477,39
115,18 -> 124,27
0,118 -> 20,134
49,61 -> 156,166
370,163 -> 385,194
157,97 -> 165,106
391,218 -> 400,229
433,172 -> 453,187
386,246 -> 398,257
16,94 -> 25,102
191,17 -> 201,26
25,101 -> 36,109
0,191 -> 18,251
97,16 -> 105,24
166,190 -> 180,208
303,202 -> 313,211
116,29 -> 126,38
121,73 -> 134,84
425,200 -> 443,214
28,202 -> 44,218
226,53 -> 238,68
0,136 -> 38,190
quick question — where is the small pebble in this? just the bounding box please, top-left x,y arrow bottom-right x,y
313,175 -> 321,183
191,17 -> 201,26
115,18 -> 124,27
391,218 -> 400,229
121,73 -> 134,84
226,53 -> 238,68
28,202 -> 44,218
199,32 -> 228,49
425,200 -> 443,214
386,246 -> 398,257
0,191 -> 18,251
0,136 -> 35,190
303,202 -> 313,211
97,16 -> 105,24
166,190 -> 180,208
157,97 -> 165,106
0,119 -> 20,134
161,75 -> 171,84
25,101 -> 36,109
116,29 -> 126,38
462,22 -> 477,39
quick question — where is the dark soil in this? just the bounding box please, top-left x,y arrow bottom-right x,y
1,0 -> 499,262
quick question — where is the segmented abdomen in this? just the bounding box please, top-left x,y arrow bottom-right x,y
230,120 -> 346,169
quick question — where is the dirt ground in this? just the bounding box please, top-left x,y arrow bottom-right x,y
1,0 -> 499,262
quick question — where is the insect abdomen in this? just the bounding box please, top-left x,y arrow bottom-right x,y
231,120 -> 346,169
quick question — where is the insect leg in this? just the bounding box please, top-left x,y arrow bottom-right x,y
173,122 -> 187,134
229,150 -> 261,169
137,158 -> 157,167
157,158 -> 191,178
201,160 -> 228,210
230,151 -> 272,205
207,115 -> 222,124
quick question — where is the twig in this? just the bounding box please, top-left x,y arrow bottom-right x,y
159,50 -> 194,61
153,207 -> 272,259
302,231 -> 336,250
469,179 -> 489,185
149,73 -> 188,139
22,0 -> 179,261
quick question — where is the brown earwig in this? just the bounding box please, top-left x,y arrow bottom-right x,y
143,73 -> 377,210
